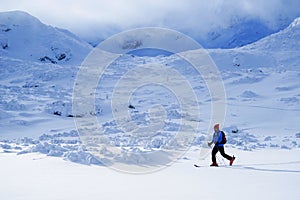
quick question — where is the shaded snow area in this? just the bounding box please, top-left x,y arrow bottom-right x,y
0,131 -> 101,165
0,11 -> 300,200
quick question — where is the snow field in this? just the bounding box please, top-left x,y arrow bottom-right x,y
0,148 -> 299,200
0,11 -> 300,200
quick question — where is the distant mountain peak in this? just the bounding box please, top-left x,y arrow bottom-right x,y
290,17 -> 300,28
0,11 -> 92,65
0,10 -> 43,26
241,15 -> 300,52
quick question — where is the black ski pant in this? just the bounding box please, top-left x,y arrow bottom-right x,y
212,145 -> 232,163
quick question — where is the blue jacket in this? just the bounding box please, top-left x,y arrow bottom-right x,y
211,130 -> 224,146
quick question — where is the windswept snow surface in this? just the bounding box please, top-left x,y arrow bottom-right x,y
0,148 -> 299,200
0,11 -> 300,200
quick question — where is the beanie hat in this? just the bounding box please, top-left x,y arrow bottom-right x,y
214,124 -> 220,130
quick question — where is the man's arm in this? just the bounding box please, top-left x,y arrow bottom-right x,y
208,132 -> 217,146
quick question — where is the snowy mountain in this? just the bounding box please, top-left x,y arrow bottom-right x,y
0,11 -> 92,65
0,10 -> 299,149
209,17 -> 300,70
0,11 -> 299,199
243,17 -> 300,51
86,15 -> 297,49
201,16 -> 293,49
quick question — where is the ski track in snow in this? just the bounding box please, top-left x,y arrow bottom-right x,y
0,148 -> 299,200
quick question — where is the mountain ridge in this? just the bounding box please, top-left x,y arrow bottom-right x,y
0,10 -> 92,65
0,10 -> 299,66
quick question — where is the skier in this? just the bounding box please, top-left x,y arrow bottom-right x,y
208,124 -> 235,167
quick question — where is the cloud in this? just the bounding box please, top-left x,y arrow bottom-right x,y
1,0 -> 300,41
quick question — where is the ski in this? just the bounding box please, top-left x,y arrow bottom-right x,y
194,164 -> 213,168
194,164 -> 232,168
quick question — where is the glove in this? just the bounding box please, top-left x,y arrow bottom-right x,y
207,142 -> 212,147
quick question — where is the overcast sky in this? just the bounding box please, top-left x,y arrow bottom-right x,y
1,0 -> 300,41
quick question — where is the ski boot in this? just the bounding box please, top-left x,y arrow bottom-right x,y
230,156 -> 235,166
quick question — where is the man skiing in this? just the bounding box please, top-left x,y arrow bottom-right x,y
208,124 -> 235,167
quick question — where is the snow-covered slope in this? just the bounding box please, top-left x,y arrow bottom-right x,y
1,148 -> 299,200
0,11 -> 92,65
0,12 -> 299,145
86,15 -> 297,49
0,11 -> 299,199
202,17 -> 279,49
243,17 -> 300,51
209,17 -> 300,70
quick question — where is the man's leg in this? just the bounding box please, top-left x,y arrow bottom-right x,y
211,145 -> 218,163
218,146 -> 232,160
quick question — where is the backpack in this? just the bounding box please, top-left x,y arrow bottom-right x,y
220,131 -> 227,144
